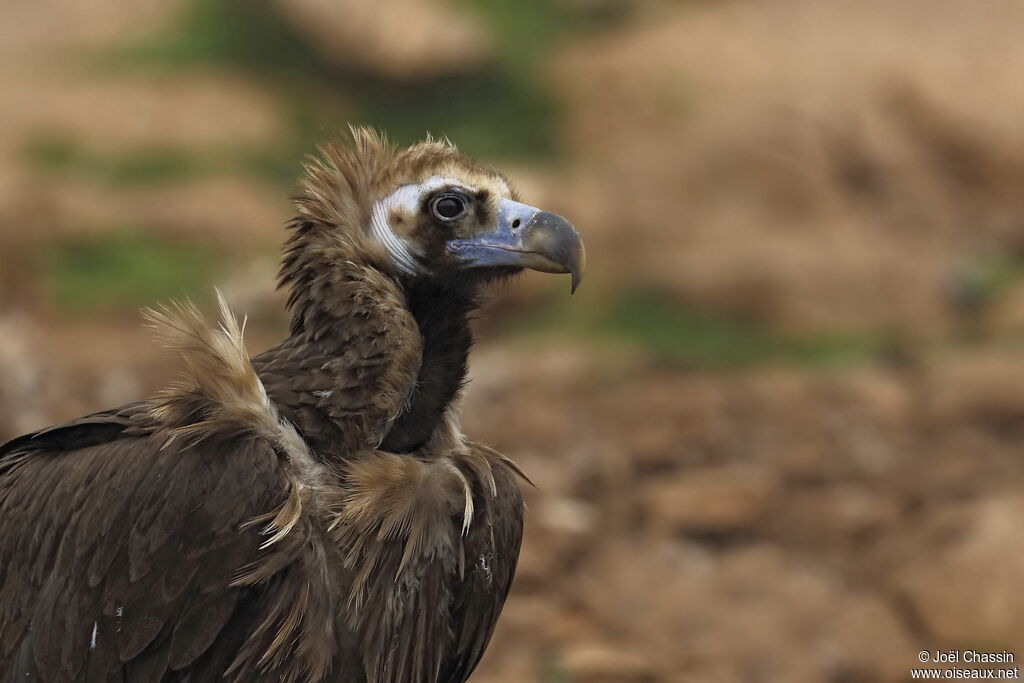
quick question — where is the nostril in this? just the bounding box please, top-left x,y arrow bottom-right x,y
512,219 -> 521,229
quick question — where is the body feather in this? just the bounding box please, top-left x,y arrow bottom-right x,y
0,128 -> 533,682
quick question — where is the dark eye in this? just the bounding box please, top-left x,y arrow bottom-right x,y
431,194 -> 467,221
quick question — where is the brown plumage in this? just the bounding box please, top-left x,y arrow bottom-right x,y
0,128 -> 583,682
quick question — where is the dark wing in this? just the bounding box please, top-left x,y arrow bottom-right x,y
440,457 -> 525,683
0,408 -> 291,683
0,403 -> 149,458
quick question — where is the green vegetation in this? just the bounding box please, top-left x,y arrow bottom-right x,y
95,0 -> 618,169
947,251 -> 1024,314
499,288 -> 889,369
38,231 -> 217,313
22,133 -> 303,187
24,136 -> 203,186
113,0 -> 327,76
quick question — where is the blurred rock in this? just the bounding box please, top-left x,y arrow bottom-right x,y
0,73 -> 281,156
645,464 -> 779,535
0,0 -> 177,55
594,374 -> 730,472
777,484 -> 901,551
10,176 -> 290,249
540,496 -> 598,535
573,541 -> 913,683
272,0 -> 491,80
925,351 -> 1024,426
895,496 -> 1024,645
553,0 -> 1024,336
987,280 -> 1024,334
561,642 -> 656,683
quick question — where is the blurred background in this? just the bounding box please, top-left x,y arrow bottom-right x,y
2,0 -> 1024,680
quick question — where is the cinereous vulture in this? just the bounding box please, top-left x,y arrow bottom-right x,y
0,128 -> 585,682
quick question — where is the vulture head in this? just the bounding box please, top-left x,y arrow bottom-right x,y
274,127 -> 587,454
283,128 -> 585,315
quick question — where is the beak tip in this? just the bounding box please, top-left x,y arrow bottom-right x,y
569,242 -> 586,294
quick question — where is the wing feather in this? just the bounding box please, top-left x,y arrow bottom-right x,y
0,296 -> 327,681
0,428 -> 292,681
440,454 -> 525,682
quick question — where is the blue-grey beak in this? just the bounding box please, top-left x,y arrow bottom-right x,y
447,199 -> 586,293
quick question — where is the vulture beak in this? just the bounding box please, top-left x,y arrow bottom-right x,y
448,199 -> 586,293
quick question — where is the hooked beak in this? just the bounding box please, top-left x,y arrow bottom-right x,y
447,198 -> 586,293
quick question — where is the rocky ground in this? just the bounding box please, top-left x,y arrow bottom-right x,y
2,1 -> 1024,681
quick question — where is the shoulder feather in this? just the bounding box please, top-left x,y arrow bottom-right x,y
142,291 -> 312,473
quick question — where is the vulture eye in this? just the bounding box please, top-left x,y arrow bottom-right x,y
431,194 -> 467,221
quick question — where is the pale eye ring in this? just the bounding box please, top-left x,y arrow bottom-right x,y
430,194 -> 467,221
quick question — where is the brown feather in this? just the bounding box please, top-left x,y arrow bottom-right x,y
143,291 -> 314,477
0,128 -> 533,683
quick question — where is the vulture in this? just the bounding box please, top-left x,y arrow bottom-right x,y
0,128 -> 585,683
